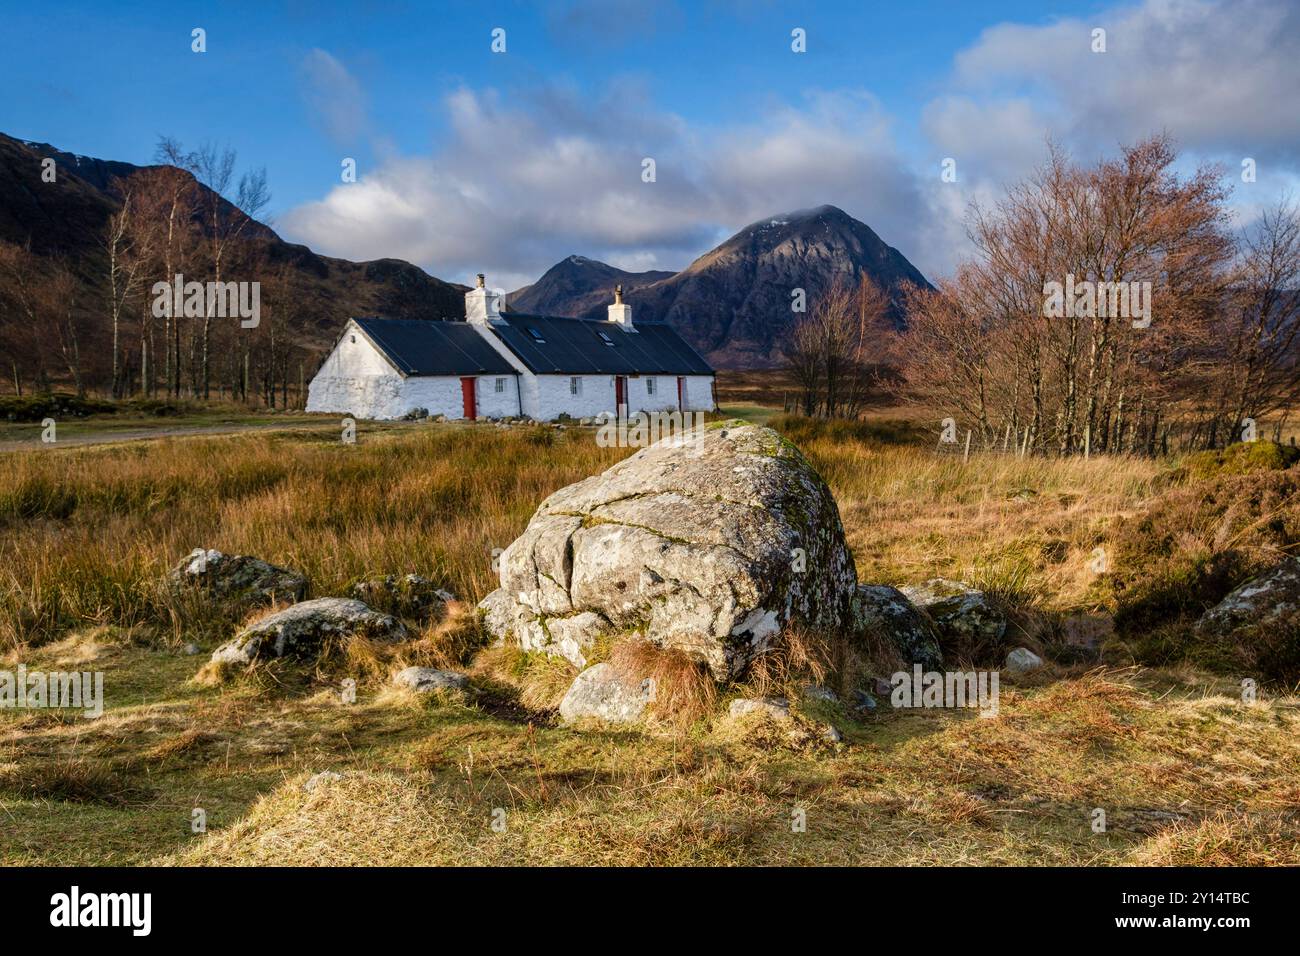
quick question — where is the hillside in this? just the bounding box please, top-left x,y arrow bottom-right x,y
515,206 -> 932,368
505,255 -> 672,316
0,132 -> 467,387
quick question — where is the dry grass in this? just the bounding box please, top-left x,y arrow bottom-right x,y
3,411 -> 1298,866
0,423 -> 629,651
609,639 -> 717,729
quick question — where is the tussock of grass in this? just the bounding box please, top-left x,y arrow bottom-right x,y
1133,811 -> 1300,866
471,644 -> 576,713
743,624 -> 872,700
609,639 -> 716,729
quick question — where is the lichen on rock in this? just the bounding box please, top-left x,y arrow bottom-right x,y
478,421 -> 858,680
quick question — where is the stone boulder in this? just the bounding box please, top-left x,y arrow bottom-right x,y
169,548 -> 307,608
1196,556 -> 1300,637
900,579 -> 1006,653
478,422 -> 858,680
558,663 -> 651,725
728,697 -> 792,721
851,584 -> 943,669
210,598 -> 408,666
1005,647 -> 1044,674
392,666 -> 469,693
350,574 -> 455,622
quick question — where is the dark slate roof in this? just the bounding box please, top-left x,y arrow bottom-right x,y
490,314 -> 713,375
351,318 -> 516,376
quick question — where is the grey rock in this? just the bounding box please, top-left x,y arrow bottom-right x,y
851,584 -> 944,669
302,770 -> 342,792
728,697 -> 792,721
853,689 -> 878,711
480,422 -> 858,680
392,666 -> 469,693
350,574 -> 455,622
1005,647 -> 1044,674
900,579 -> 1006,649
211,598 -> 408,666
558,663 -> 650,725
1196,556 -> 1300,637
802,684 -> 838,703
821,723 -> 844,743
169,548 -> 307,608
181,643 -> 201,656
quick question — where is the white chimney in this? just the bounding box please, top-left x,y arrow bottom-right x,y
607,284 -> 635,331
465,272 -> 503,325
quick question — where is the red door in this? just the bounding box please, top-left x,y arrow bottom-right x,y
676,376 -> 684,411
460,377 -> 476,420
615,376 -> 627,416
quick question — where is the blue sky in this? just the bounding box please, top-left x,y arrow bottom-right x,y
5,0 -> 1299,288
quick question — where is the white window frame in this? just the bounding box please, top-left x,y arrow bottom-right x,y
570,376 -> 582,396
494,377 -> 505,393
646,377 -> 656,395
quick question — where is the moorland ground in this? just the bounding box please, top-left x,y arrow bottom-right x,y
1,387 -> 1298,866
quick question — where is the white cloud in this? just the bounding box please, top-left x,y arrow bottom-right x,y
943,0 -> 1300,165
281,0 -> 1300,290
281,84 -> 947,287
298,49 -> 370,146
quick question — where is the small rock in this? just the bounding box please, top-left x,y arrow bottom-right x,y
392,666 -> 468,693
871,676 -> 893,696
853,689 -> 878,711
169,548 -> 307,609
900,578 -> 1007,651
1005,647 -> 1044,674
851,584 -> 943,669
302,771 -> 342,792
821,723 -> 844,743
728,697 -> 792,721
1196,556 -> 1300,637
181,643 -> 201,656
210,597 -> 408,667
802,684 -> 838,703
558,663 -> 650,725
350,574 -> 455,622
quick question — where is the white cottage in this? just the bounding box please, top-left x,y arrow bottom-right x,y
307,275 -> 716,421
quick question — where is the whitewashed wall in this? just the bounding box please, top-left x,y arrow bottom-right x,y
472,374 -> 523,418
306,327 -> 406,418
309,320 -> 714,421
531,373 -> 716,419
307,323 -> 522,420
676,375 -> 716,412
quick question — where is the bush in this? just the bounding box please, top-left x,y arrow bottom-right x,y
1174,441 -> 1300,483
0,393 -> 198,422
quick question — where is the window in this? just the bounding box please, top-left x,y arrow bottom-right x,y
494,378 -> 505,393
646,377 -> 656,395
349,334 -> 356,343
570,376 -> 582,396
526,326 -> 546,344
596,330 -> 615,346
